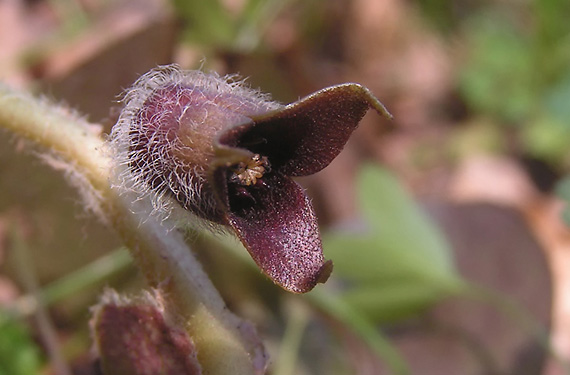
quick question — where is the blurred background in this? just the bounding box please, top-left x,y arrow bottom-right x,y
1,0 -> 570,374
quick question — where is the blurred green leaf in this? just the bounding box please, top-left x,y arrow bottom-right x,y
323,165 -> 464,321
544,71 -> 570,123
324,165 -> 457,282
521,115 -> 570,163
340,282 -> 450,322
459,12 -> 533,123
534,0 -> 570,82
556,175 -> 570,202
556,175 -> 570,227
171,0 -> 298,52
457,4 -> 570,164
0,312 -> 42,375
449,119 -> 506,158
172,0 -> 235,47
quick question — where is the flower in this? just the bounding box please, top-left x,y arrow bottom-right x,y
111,65 -> 391,293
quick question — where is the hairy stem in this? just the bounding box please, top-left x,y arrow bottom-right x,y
0,84 -> 262,375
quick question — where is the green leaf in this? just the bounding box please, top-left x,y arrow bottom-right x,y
458,11 -> 533,122
323,165 -> 463,321
340,282 -> 459,322
521,115 -> 570,163
544,71 -> 570,124
171,0 -> 236,46
0,311 -> 42,375
556,175 -> 570,227
557,175 -> 570,202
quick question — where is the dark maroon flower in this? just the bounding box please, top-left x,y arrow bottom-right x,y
111,65 -> 391,293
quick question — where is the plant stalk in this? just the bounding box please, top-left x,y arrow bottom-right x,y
0,84 -> 263,375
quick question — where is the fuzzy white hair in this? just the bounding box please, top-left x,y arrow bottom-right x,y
108,64 -> 281,231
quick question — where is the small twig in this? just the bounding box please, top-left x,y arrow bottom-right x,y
9,223 -> 72,375
465,282 -> 570,374
306,289 -> 411,375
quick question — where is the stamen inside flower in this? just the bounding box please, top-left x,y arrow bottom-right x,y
229,154 -> 270,186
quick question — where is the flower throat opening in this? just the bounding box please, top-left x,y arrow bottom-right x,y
229,154 -> 271,186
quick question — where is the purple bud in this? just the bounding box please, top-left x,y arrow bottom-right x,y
92,295 -> 202,375
111,65 -> 391,293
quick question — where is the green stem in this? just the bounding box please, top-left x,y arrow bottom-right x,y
14,248 -> 132,316
273,298 -> 311,375
0,83 -> 261,375
306,289 -> 410,375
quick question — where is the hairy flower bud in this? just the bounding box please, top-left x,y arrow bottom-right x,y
91,291 -> 202,375
110,65 -> 391,293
